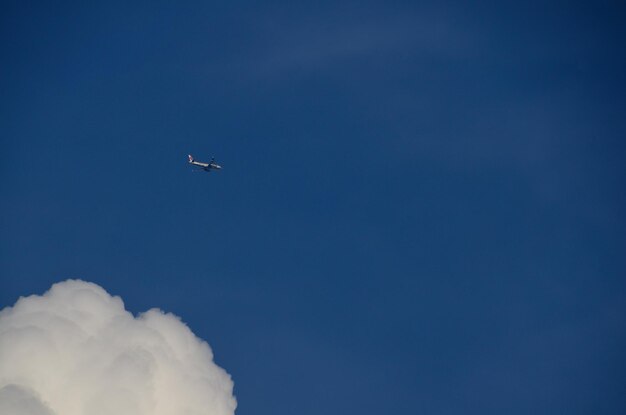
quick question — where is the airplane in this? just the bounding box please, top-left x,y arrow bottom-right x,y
188,154 -> 222,172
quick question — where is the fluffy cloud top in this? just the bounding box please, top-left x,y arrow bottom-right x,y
0,280 -> 236,415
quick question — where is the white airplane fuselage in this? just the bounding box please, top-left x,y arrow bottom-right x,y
188,155 -> 221,171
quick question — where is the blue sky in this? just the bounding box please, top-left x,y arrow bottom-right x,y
1,1 -> 625,414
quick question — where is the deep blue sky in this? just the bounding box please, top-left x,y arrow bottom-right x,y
2,1 -> 625,414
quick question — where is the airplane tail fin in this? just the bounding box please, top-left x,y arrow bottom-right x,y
188,154 -> 194,163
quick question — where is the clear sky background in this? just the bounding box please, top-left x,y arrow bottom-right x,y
1,1 -> 625,414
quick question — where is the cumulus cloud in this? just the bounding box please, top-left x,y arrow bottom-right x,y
0,280 -> 236,415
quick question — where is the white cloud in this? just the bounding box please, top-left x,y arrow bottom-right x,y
0,280 -> 236,415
